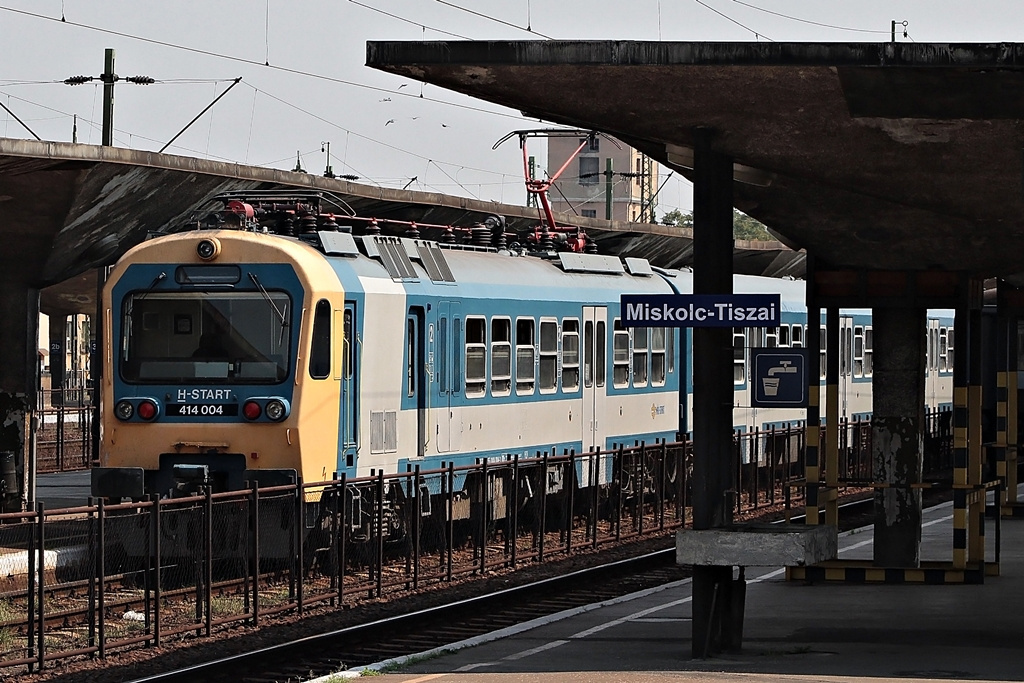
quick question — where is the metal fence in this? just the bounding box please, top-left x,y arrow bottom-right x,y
0,412 -> 955,673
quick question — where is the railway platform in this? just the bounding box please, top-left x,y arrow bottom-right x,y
352,492 -> 1023,683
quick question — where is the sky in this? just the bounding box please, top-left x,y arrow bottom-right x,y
2,1 -> 1024,219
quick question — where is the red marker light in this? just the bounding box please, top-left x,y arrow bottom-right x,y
243,401 -> 262,420
137,400 -> 157,421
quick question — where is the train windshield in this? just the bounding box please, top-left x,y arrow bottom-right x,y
119,291 -> 292,384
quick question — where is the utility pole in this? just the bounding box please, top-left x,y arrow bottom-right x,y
65,49 -> 153,467
604,158 -> 614,220
64,48 -> 154,146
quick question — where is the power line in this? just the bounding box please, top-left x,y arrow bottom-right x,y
435,0 -> 554,39
691,0 -> 772,41
0,5 -> 529,122
244,81 -> 517,180
348,0 -> 472,40
728,0 -> 889,35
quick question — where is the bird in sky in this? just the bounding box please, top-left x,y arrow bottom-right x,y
379,97 -> 391,102
385,119 -> 395,126
397,84 -> 407,89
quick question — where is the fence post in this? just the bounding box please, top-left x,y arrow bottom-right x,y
566,450 -> 576,553
249,479 -> 260,626
511,455 -> 520,567
152,494 -> 162,648
98,498 -> 106,658
446,463 -> 454,582
413,465 -> 421,590
296,477 -> 305,614
479,457 -> 489,574
87,497 -> 96,653
35,502 -> 45,672
375,471 -> 385,598
337,474 -> 347,608
591,447 -> 601,548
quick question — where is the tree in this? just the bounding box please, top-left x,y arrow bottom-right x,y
660,208 -> 772,240
732,210 -> 772,241
660,208 -> 692,228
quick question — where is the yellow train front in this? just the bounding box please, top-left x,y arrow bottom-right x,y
92,223 -> 345,500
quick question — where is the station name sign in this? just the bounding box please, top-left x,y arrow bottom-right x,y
620,294 -> 781,328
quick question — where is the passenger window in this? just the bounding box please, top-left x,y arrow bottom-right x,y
820,325 -> 827,380
597,320 -> 607,387
491,318 -> 511,396
562,318 -> 580,392
539,319 -> 558,393
516,318 -> 535,394
791,324 -> 803,348
309,299 -> 331,380
465,317 -> 486,397
734,328 -> 746,385
633,326 -> 649,387
853,325 -> 865,377
651,327 -> 666,386
864,326 -> 873,377
779,325 -> 790,348
613,319 -> 630,388
666,327 -> 674,374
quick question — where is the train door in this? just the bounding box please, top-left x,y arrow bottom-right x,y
582,306 -> 608,452
839,316 -> 854,418
436,301 -> 462,452
926,318 -> 940,406
407,307 -> 427,458
339,303 -> 357,476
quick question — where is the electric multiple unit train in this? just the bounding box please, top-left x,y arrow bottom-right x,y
91,192 -> 955,504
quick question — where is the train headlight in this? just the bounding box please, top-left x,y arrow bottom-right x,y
242,401 -> 262,420
265,399 -> 286,421
196,237 -> 221,261
115,400 -> 134,421
137,400 -> 158,421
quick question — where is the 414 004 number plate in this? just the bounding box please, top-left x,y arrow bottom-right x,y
166,403 -> 239,417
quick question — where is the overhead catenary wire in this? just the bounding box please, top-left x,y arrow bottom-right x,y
349,0 -> 472,40
435,0 -> 554,39
0,5 -> 529,122
691,0 -> 772,41
728,0 -> 890,35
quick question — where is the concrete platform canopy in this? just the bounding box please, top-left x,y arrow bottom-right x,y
0,138 -> 798,319
366,41 -> 1024,282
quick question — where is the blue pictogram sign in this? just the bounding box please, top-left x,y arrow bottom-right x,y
751,349 -> 808,407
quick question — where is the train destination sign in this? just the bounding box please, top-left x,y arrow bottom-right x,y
620,294 -> 781,328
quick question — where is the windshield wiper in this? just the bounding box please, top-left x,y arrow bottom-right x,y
248,273 -> 288,328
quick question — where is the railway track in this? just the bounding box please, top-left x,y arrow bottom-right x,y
126,548 -> 690,683
118,496 -> 887,683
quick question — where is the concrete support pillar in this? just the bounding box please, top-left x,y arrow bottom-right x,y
690,129 -> 738,658
804,262 -> 821,525
0,282 -> 40,512
871,306 -> 925,567
48,314 -> 67,409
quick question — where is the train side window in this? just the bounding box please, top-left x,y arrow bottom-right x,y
864,326 -> 873,376
491,317 -> 511,396
438,316 -> 447,392
820,325 -> 827,380
584,320 -> 594,389
651,327 -> 666,386
778,325 -> 790,347
562,318 -> 580,392
539,319 -> 558,393
733,328 -> 746,385
343,308 -> 354,379
516,318 -> 535,394
309,299 -> 331,380
633,326 -> 649,387
942,327 -> 950,370
453,318 -> 462,394
666,327 -> 674,374
597,321 -> 607,387
465,316 -> 486,398
406,317 -> 416,397
853,325 -> 865,377
765,327 -> 779,348
791,324 -> 803,348
613,319 -> 629,388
